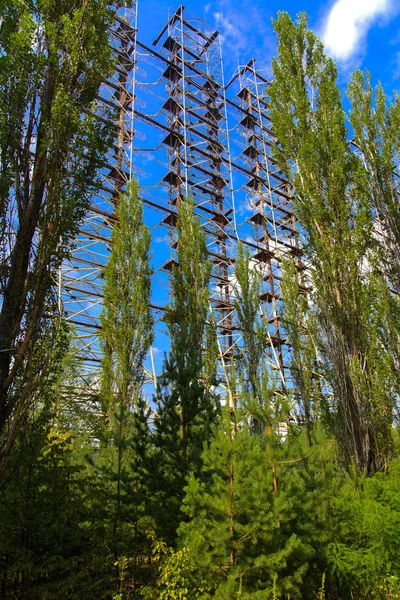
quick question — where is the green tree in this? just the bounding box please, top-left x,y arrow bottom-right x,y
326,458 -> 400,598
0,325 -> 112,599
140,538 -> 210,600
347,71 -> 400,297
277,427 -> 342,599
280,258 -> 320,444
100,179 -> 153,419
347,71 -> 400,378
0,0 -> 124,472
268,12 -> 396,473
178,407 -> 310,599
97,179 -> 153,592
135,198 -> 219,544
165,197 -> 213,375
233,243 -> 266,401
0,426 -> 113,600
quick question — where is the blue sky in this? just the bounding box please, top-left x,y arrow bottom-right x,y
138,0 -> 400,96
126,0 -> 400,381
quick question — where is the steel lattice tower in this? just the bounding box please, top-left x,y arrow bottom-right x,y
60,2 -> 305,404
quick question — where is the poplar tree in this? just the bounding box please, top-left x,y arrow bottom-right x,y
138,197 -> 219,543
268,12 -> 396,473
234,243 -> 266,400
280,258 -> 319,444
100,179 -> 153,418
347,71 -> 400,297
347,71 -> 400,376
160,196 -> 217,478
99,179 -> 153,567
0,0 -> 124,470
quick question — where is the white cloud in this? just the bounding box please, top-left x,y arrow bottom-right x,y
235,195 -> 255,217
210,0 -> 275,68
213,10 -> 243,53
154,235 -> 170,244
322,0 -> 395,61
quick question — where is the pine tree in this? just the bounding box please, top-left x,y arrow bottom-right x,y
277,426 -> 343,599
268,12 -> 396,473
136,197 -> 219,544
178,407 -> 310,599
326,457 -> 400,598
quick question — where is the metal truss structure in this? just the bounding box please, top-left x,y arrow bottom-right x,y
61,2 -> 306,403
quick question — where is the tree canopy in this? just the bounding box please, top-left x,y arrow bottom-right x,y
0,6 -> 399,600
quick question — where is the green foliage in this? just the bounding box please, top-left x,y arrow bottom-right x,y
140,538 -> 210,600
0,0 -> 120,467
280,258 -> 320,442
0,418 -> 113,599
234,244 -> 266,399
269,11 -> 396,473
1,7 -> 400,600
326,458 -> 400,598
165,197 -> 212,360
347,70 -> 400,388
133,198 -> 219,544
179,408 -> 310,599
96,179 -> 154,595
347,70 -> 400,297
203,312 -> 219,395
100,179 -> 153,417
